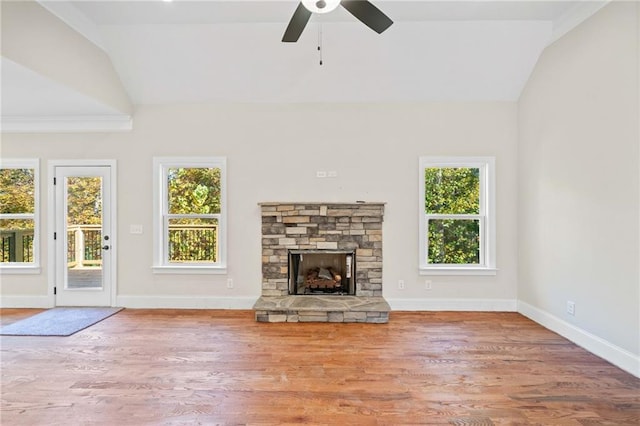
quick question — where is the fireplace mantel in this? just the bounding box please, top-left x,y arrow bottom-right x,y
253,202 -> 390,323
258,201 -> 386,206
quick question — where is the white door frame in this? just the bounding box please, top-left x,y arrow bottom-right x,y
48,160 -> 117,307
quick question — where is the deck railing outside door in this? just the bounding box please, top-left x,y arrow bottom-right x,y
2,224 -> 219,265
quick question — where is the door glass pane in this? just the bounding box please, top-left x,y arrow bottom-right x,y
66,176 -> 103,289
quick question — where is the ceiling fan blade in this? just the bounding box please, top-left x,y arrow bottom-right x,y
282,2 -> 313,42
341,0 -> 393,34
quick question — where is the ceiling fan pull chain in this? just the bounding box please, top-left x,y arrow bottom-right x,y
318,23 -> 323,65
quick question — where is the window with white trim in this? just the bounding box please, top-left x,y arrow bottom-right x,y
419,157 -> 496,275
153,157 -> 226,273
0,159 -> 40,272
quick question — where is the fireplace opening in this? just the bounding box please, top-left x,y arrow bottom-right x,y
288,249 -> 356,296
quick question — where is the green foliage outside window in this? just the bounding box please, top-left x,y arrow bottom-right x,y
425,167 -> 479,214
425,167 -> 481,265
168,168 -> 221,215
66,177 -> 102,225
0,168 -> 35,215
0,168 -> 35,263
427,219 -> 480,264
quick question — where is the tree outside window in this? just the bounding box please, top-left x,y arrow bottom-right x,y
0,160 -> 39,267
419,157 -> 495,274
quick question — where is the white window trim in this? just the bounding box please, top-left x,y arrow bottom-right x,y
152,157 -> 227,274
418,156 -> 496,276
0,158 -> 41,274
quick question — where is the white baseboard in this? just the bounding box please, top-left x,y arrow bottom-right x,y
387,298 -> 517,312
117,296 -> 517,312
518,301 -> 640,378
116,295 -> 258,310
0,295 -> 53,308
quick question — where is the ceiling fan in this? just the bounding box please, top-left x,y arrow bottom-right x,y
282,0 -> 393,43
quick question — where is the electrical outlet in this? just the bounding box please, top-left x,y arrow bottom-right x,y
227,278 -> 234,289
567,301 -> 575,316
425,280 -> 432,290
316,171 -> 327,178
398,280 -> 405,290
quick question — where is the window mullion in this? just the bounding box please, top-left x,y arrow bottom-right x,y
0,213 -> 35,220
480,215 -> 486,266
165,212 -> 172,265
480,164 -> 487,216
167,214 -> 219,220
426,214 -> 481,220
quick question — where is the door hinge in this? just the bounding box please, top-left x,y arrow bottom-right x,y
54,232 -> 57,240
53,177 -> 56,185
54,287 -> 57,295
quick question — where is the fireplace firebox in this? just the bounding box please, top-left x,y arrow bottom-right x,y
289,250 -> 356,295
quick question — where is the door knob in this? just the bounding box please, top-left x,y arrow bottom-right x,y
102,245 -> 110,250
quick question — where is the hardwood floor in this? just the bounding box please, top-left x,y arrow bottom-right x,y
1,309 -> 638,425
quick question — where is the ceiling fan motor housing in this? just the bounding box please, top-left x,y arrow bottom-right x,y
302,0 -> 340,14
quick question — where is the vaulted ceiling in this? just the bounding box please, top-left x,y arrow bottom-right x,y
1,0 -> 609,132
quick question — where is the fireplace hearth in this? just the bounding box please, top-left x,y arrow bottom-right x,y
253,202 -> 390,323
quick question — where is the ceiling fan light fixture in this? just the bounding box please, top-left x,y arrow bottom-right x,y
301,0 -> 341,14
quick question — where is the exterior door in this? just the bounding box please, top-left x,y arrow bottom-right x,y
54,166 -> 113,306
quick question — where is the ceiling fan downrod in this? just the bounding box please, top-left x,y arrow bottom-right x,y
318,24 -> 323,65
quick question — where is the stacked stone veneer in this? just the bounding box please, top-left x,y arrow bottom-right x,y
259,202 -> 384,297
254,202 -> 389,323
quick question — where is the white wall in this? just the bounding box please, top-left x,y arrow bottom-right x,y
0,102 -> 519,310
518,1 -> 639,374
2,1 -> 637,378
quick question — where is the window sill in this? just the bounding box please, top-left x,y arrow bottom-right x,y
419,267 -> 497,276
0,265 -> 42,275
152,265 -> 227,275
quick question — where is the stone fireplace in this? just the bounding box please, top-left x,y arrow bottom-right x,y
253,202 -> 390,323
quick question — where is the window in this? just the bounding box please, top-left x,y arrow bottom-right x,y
153,157 -> 226,273
419,156 -> 495,275
0,159 -> 40,273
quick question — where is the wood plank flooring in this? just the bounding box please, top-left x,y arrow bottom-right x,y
1,309 -> 638,425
